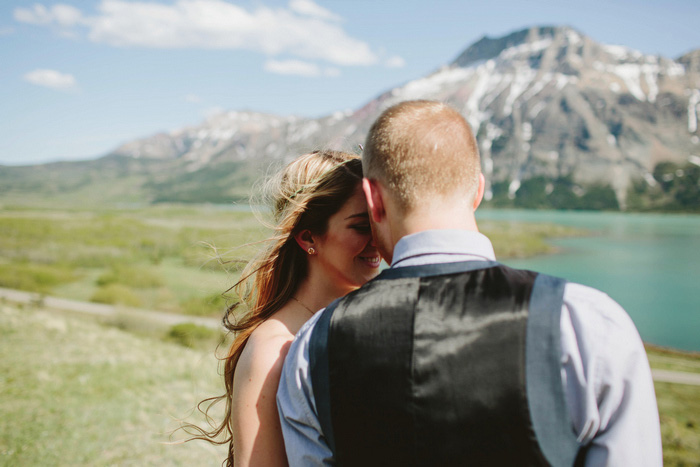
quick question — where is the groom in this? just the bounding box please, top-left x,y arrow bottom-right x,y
277,100 -> 662,466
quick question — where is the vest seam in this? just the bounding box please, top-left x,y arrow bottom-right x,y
408,278 -> 419,463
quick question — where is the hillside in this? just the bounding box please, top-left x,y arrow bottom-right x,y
1,26 -> 698,210
0,303 -> 228,465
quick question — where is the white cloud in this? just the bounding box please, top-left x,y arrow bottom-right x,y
14,4 -> 52,24
264,60 -> 342,78
23,69 -> 77,90
289,0 -> 341,21
14,4 -> 83,26
0,26 -> 15,35
265,59 -> 320,77
52,4 -> 84,26
185,94 -> 202,103
15,0 -> 377,66
386,55 -> 406,68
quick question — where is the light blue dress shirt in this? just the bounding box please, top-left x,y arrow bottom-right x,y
277,229 -> 662,466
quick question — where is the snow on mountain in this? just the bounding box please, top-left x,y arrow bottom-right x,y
100,26 -> 700,206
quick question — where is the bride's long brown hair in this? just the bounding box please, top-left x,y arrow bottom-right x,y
185,150 -> 362,465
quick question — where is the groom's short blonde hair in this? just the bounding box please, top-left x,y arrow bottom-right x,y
362,100 -> 481,211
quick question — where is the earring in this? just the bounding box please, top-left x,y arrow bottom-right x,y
307,247 -> 316,255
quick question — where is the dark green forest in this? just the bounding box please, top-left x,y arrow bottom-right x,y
486,161 -> 700,212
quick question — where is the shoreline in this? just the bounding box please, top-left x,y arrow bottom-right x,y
645,342 -> 700,358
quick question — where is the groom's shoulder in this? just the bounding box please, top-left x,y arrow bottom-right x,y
563,281 -> 632,326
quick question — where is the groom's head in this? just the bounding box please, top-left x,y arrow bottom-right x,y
361,100 -> 483,261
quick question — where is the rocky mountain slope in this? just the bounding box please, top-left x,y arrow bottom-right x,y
2,26 -> 699,209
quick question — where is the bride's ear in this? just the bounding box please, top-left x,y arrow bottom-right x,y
362,178 -> 385,224
294,229 -> 316,255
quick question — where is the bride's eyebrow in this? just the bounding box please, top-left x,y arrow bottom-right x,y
344,212 -> 369,220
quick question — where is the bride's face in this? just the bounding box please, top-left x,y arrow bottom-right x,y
313,184 -> 381,295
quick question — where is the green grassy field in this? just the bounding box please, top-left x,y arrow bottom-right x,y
0,205 -> 268,317
0,205 -> 582,319
646,346 -> 700,465
0,302 -> 228,466
1,303 -> 698,465
2,204 -> 696,465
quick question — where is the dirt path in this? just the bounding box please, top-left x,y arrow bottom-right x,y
0,286 -> 220,330
651,369 -> 700,386
3,287 -> 700,386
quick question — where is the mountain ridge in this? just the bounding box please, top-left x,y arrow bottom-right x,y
2,25 -> 698,211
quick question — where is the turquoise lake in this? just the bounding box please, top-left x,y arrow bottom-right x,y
475,209 -> 700,352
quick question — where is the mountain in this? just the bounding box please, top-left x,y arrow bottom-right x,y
2,26 -> 699,210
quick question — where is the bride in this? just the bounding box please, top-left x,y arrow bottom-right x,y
190,150 -> 380,466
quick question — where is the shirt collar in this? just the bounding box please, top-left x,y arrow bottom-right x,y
391,229 -> 497,268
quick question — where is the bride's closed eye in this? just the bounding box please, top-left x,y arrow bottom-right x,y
349,222 -> 371,234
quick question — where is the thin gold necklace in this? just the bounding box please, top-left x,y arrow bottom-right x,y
292,296 -> 315,316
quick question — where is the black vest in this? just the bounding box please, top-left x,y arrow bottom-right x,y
309,261 -> 582,466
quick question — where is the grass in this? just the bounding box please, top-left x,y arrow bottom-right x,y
479,219 -> 584,258
90,283 -> 144,307
655,381 -> 700,465
647,345 -> 700,375
0,302 -> 228,466
2,302 -> 698,465
0,205 -> 265,317
3,204 -> 695,462
165,322 -> 225,349
0,262 -> 78,294
647,346 -> 700,465
0,205 -> 582,319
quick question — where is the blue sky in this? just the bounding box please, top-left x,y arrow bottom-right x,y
1,0 -> 698,166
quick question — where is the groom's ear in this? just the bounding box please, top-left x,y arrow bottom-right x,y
362,178 -> 385,224
473,173 -> 486,211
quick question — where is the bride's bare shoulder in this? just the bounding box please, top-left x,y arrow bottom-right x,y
235,307 -> 299,381
231,307 -> 301,464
